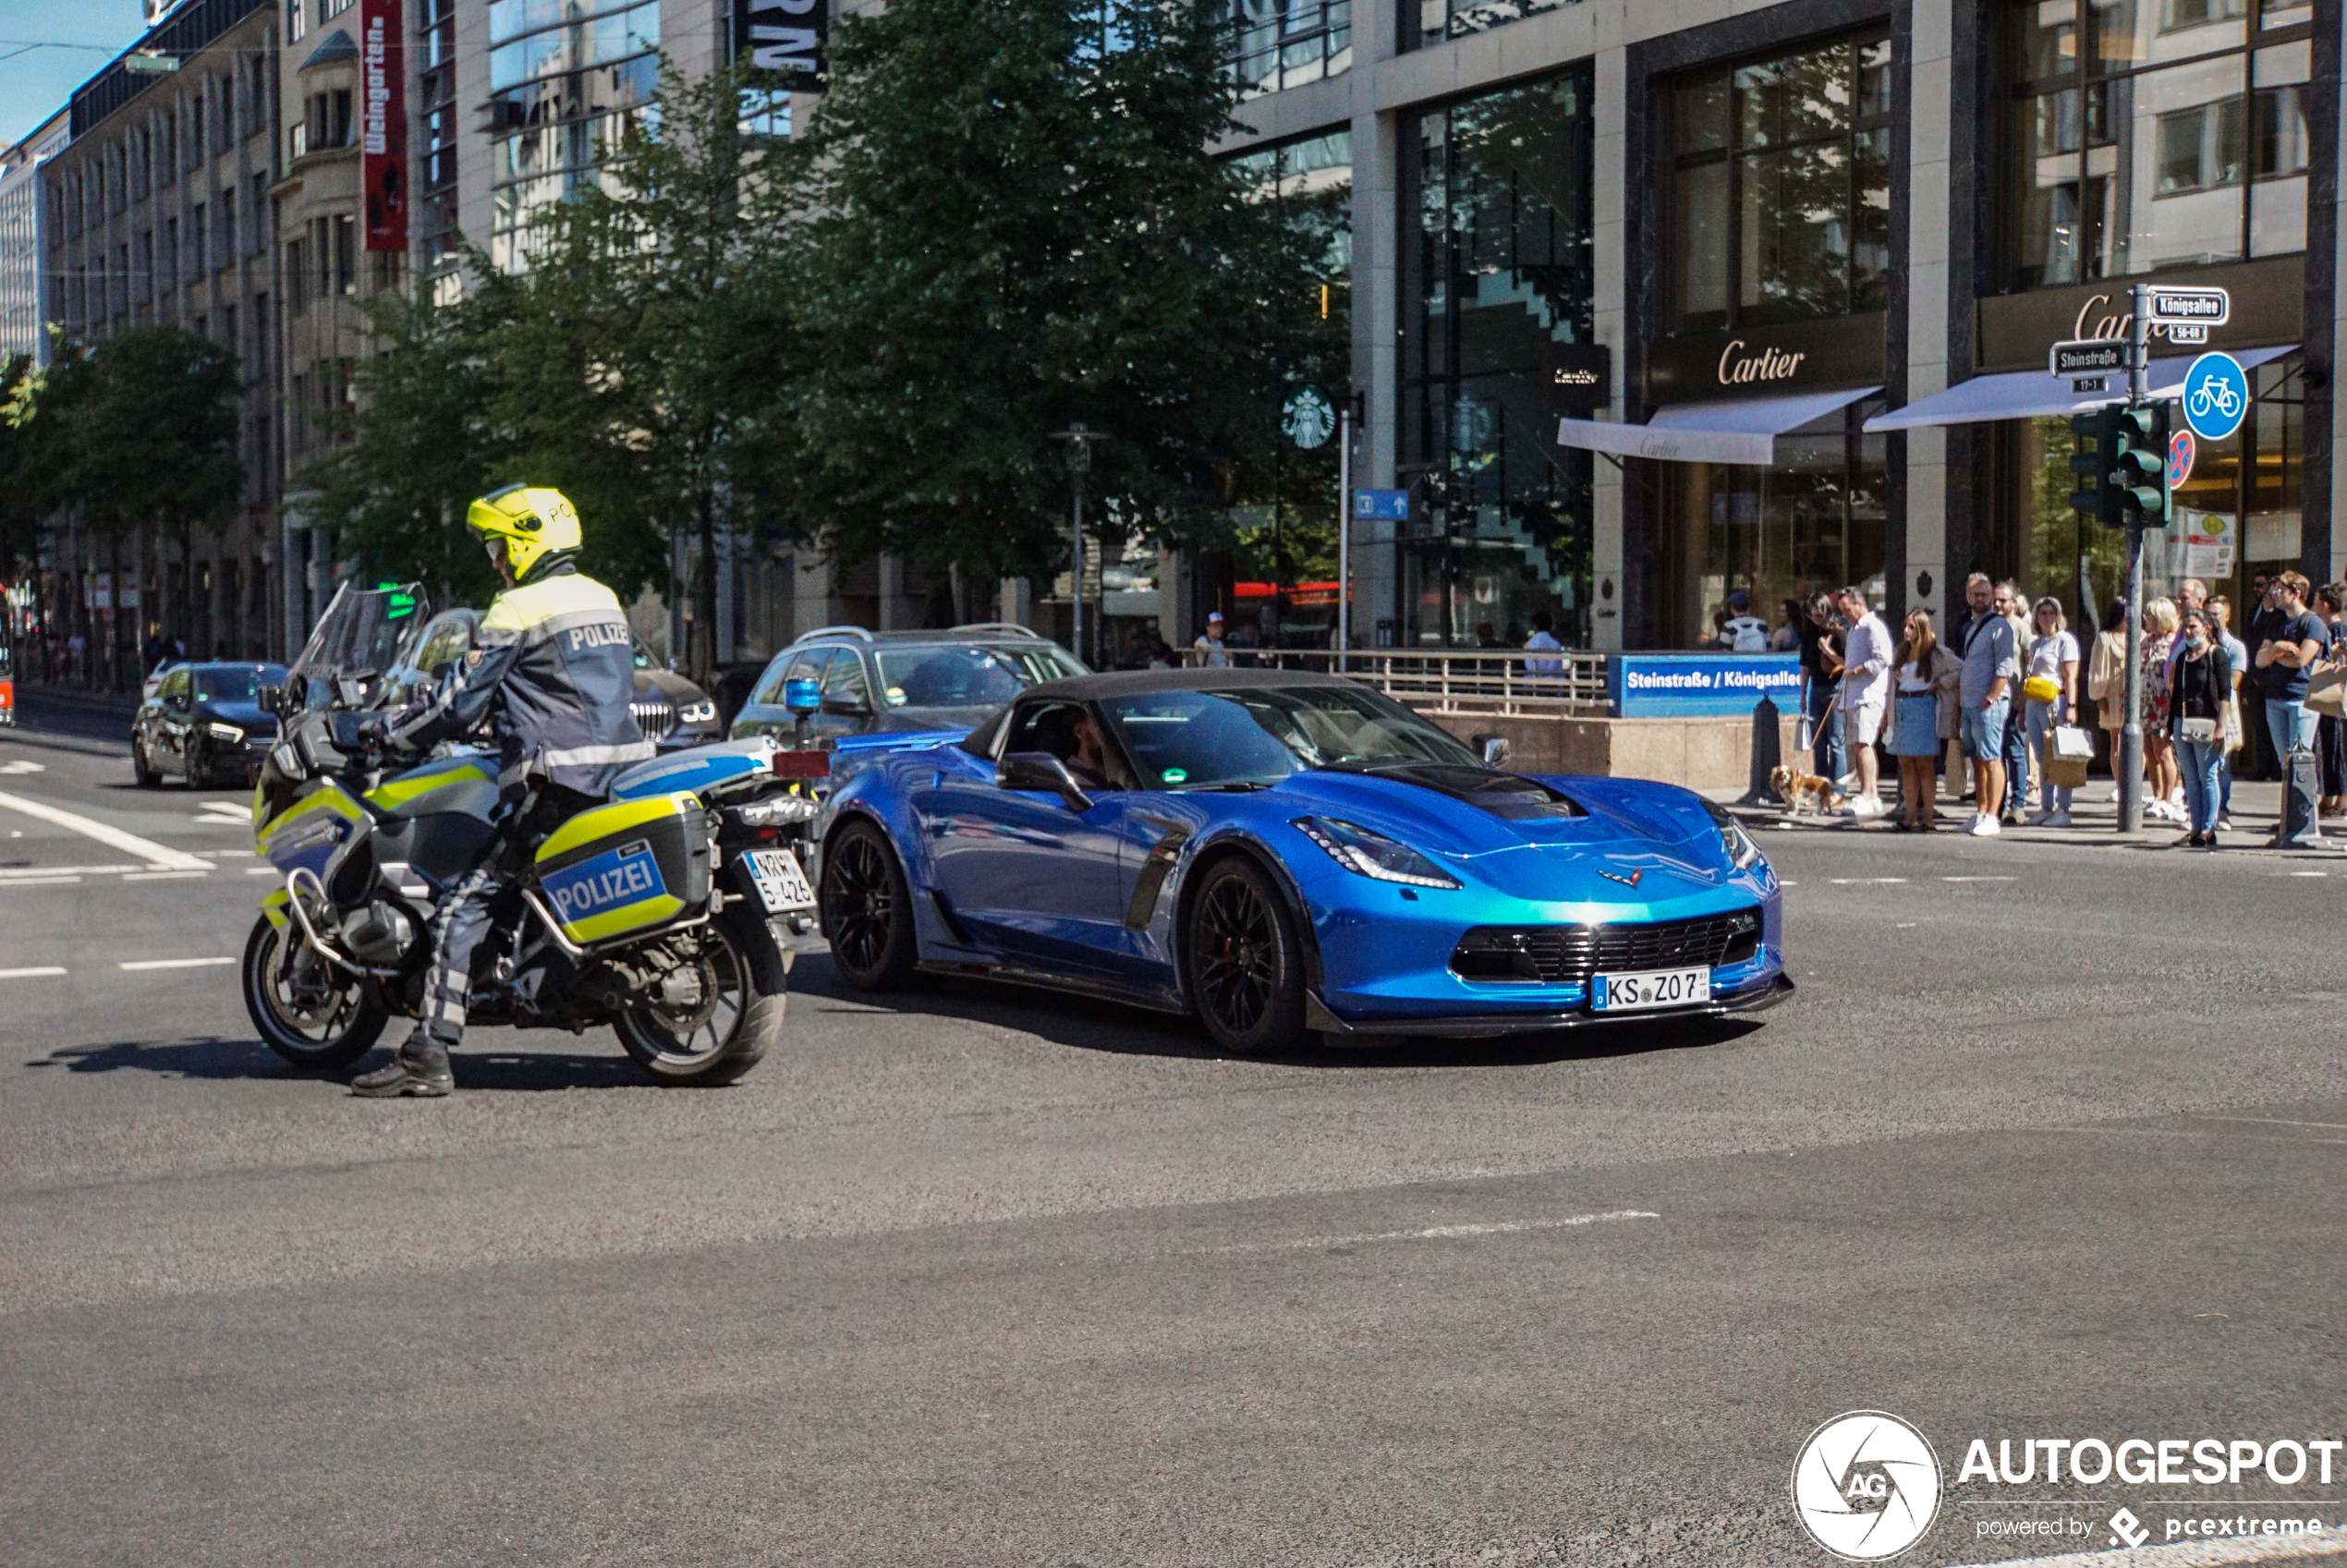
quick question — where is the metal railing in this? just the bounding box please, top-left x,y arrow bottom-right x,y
1174,648 -> 1611,715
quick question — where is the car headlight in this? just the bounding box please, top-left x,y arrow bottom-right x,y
1292,816 -> 1461,890
676,699 -> 717,724
207,723 -> 246,743
1704,800 -> 1764,871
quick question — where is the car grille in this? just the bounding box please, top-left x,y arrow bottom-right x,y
1451,911 -> 1762,985
632,699 -> 677,742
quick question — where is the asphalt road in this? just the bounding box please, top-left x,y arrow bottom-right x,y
3,690 -> 2344,1568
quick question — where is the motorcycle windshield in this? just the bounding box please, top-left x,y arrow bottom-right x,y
288,582 -> 432,709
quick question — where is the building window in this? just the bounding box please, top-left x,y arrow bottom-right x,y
1400,69 -> 1596,648
2004,0 -> 2312,288
1671,34 -> 1894,331
334,213 -> 355,292
289,0 -> 307,44
286,237 -> 307,313
485,0 -> 661,270
1222,0 -> 1350,97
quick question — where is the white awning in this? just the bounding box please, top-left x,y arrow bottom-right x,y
1556,385 -> 1882,466
1863,345 -> 2298,432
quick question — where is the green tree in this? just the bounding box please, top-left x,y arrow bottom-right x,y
306,286 -> 516,607
789,0 -> 1345,595
491,59 -> 806,679
22,328 -> 242,686
0,352 -> 43,581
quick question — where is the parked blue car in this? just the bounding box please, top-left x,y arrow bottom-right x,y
814,667 -> 1789,1054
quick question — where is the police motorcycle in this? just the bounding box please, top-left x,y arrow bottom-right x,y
239,582 -> 826,1086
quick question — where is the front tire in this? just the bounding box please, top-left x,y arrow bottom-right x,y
819,819 -> 918,990
242,915 -> 387,1070
131,737 -> 161,788
612,901 -> 785,1085
1182,857 -> 1307,1056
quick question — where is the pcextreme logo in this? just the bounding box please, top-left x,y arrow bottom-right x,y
1792,1411 -> 1944,1562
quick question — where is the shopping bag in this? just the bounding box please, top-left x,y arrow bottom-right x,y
2304,657 -> 2347,720
2051,725 -> 2094,760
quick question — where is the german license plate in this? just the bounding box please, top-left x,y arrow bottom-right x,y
1590,966 -> 1711,1014
742,848 -> 815,914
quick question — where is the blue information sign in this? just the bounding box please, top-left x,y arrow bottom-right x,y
2179,352 -> 2249,443
1352,489 -> 1409,521
1611,654 -> 1801,717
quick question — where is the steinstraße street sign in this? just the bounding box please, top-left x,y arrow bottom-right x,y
2050,338 -> 2126,394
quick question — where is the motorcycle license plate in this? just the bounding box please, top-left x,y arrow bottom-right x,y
1590,966 -> 1711,1014
742,848 -> 816,915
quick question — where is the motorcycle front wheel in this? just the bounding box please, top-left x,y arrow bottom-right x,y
611,902 -> 785,1086
242,915 -> 388,1069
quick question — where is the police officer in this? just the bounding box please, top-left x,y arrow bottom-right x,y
351,485 -> 653,1098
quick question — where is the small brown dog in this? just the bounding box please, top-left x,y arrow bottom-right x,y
1770,765 -> 1844,818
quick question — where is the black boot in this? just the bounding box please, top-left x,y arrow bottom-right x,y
351,1035 -> 455,1098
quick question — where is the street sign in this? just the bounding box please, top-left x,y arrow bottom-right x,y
2168,429 -> 2195,490
1283,387 -> 1334,450
2071,375 -> 2108,395
2143,286 -> 2230,327
2165,322 -> 2208,346
2179,351 -> 2248,443
1352,489 -> 1408,521
2049,338 -> 2127,378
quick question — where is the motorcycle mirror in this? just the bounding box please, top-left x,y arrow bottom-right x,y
256,683 -> 284,716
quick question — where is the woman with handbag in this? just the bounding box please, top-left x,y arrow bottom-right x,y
2141,598 -> 2183,821
1887,609 -> 1960,831
2086,598 -> 2128,797
2170,608 -> 2233,847
2022,596 -> 2081,826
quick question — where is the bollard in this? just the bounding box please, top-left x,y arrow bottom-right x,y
1744,695 -> 1782,805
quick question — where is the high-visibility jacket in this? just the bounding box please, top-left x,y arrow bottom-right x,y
391,565 -> 652,796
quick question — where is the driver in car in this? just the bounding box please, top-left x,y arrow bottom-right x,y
1063,710 -> 1114,792
350,484 -> 652,1098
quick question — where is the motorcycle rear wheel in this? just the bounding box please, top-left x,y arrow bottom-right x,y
612,902 -> 784,1085
242,915 -> 388,1070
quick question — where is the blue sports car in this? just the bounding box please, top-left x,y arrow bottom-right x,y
813,669 -> 1789,1053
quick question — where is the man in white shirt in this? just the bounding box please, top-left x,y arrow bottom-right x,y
1720,590 -> 1769,653
1193,612 -> 1231,668
1524,612 -> 1564,681
1835,587 -> 1892,816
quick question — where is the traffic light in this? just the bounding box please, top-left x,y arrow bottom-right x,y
2110,402 -> 2171,527
2069,407 -> 2120,526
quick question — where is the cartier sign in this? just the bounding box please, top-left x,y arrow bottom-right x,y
1644,312 -> 1886,407
1974,255 -> 2301,374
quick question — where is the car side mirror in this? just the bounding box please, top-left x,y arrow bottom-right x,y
256,683 -> 283,716
822,695 -> 871,718
1474,733 -> 1513,769
998,750 -> 1091,811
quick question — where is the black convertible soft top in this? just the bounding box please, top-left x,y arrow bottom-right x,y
1014,666 -> 1362,703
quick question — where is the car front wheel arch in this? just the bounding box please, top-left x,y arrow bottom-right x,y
1172,840 -> 1325,1002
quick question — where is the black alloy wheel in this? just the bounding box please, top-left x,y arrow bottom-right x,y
820,820 -> 918,990
131,734 -> 161,788
1183,857 -> 1306,1056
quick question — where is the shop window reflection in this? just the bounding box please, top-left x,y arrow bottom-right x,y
1664,405 -> 1885,648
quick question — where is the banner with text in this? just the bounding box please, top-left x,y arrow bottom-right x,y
359,0 -> 407,251
1611,654 -> 1800,717
735,0 -> 825,91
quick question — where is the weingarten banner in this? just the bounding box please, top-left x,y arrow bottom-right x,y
1610,654 -> 1800,717
360,0 -> 407,252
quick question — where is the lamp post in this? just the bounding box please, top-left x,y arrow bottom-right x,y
1049,422 -> 1108,667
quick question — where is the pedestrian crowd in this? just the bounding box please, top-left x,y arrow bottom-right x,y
1783,569 -> 2347,846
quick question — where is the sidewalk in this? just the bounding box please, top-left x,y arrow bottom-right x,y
1714,772 -> 2347,856
14,683 -> 144,721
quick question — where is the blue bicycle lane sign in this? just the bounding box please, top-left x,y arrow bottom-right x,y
2180,352 -> 2249,443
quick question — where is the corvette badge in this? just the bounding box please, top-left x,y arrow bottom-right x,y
1596,867 -> 1643,888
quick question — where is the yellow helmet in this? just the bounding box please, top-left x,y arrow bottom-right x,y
466,484 -> 582,581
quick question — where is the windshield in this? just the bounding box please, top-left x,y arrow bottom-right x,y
194,665 -> 286,704
874,643 -> 1087,710
1101,684 -> 1478,789
288,583 -> 430,708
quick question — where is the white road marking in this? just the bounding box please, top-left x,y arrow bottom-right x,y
246,865 -> 279,875
0,790 -> 210,870
1943,875 -> 2017,882
2288,870 -> 2329,878
0,760 -> 46,774
0,966 -> 67,978
117,956 -> 235,971
1216,1209 -> 1659,1256
0,863 -> 143,880
0,876 -> 81,888
1948,1531 -> 2347,1566
123,870 -> 211,882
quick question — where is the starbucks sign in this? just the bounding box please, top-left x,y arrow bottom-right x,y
1283,387 -> 1334,450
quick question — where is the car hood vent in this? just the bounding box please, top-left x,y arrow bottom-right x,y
1318,763 -> 1585,820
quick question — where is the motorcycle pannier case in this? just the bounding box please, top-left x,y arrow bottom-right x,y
533,791 -> 711,945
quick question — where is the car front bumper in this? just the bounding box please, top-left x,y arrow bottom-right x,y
1306,971 -> 1794,1039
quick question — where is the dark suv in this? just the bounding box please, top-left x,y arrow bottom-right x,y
730,625 -> 1088,748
